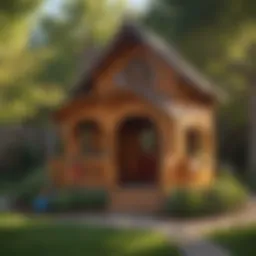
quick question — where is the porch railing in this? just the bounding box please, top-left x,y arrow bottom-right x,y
48,155 -> 106,187
166,156 -> 213,188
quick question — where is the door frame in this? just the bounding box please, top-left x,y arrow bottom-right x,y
115,115 -> 162,188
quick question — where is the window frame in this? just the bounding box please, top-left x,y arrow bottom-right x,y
119,57 -> 155,88
185,128 -> 204,160
75,121 -> 102,157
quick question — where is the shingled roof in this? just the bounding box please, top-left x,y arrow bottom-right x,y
69,19 -> 223,101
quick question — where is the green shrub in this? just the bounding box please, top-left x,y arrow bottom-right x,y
165,188 -> 205,217
165,172 -> 248,218
48,189 -> 109,212
0,143 -> 44,183
14,168 -> 47,206
207,172 -> 248,213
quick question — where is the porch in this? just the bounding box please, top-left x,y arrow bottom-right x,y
48,93 -> 215,212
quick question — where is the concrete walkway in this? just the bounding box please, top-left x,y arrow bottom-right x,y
180,240 -> 230,256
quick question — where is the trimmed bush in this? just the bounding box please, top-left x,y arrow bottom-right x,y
165,172 -> 248,218
48,188 -> 109,212
14,168 -> 47,207
205,172 -> 248,213
165,188 -> 206,218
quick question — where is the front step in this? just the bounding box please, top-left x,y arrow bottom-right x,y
109,188 -> 163,214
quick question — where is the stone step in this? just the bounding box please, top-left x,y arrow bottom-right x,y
109,188 -> 163,213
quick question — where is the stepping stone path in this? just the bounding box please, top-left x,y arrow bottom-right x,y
180,240 -> 230,256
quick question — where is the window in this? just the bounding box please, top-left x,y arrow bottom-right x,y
120,58 -> 154,88
140,128 -> 157,153
76,121 -> 101,155
186,129 -> 203,158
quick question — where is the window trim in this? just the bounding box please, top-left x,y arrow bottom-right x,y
75,121 -> 102,157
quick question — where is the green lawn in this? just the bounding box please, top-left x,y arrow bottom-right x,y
0,213 -> 179,256
211,225 -> 256,256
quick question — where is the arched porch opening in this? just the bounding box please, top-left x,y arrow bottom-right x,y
117,116 -> 160,187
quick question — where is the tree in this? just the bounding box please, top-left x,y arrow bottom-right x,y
143,0 -> 256,171
0,0 -> 126,123
0,0 -> 128,179
231,44 -> 256,176
0,0 -> 53,123
38,0 -> 126,89
246,45 -> 256,177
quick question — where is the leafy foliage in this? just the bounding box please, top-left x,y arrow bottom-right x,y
48,188 -> 109,212
38,0 -> 126,89
14,168 -> 47,206
165,172 -> 248,218
0,0 -> 126,123
0,0 -> 126,179
0,0 -> 57,123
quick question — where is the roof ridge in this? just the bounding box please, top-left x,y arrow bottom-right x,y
70,18 -> 224,101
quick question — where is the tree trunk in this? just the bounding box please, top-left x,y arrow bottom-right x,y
248,78 -> 256,178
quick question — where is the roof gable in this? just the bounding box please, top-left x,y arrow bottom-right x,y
70,19 -> 223,102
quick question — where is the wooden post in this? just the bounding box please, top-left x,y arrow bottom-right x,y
104,121 -> 116,190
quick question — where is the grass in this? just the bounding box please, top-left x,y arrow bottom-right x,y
210,224 -> 256,256
0,213 -> 179,256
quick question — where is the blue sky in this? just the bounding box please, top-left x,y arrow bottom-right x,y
44,0 -> 149,15
129,0 -> 149,9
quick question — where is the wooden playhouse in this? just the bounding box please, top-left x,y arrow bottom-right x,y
49,20 -> 220,213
